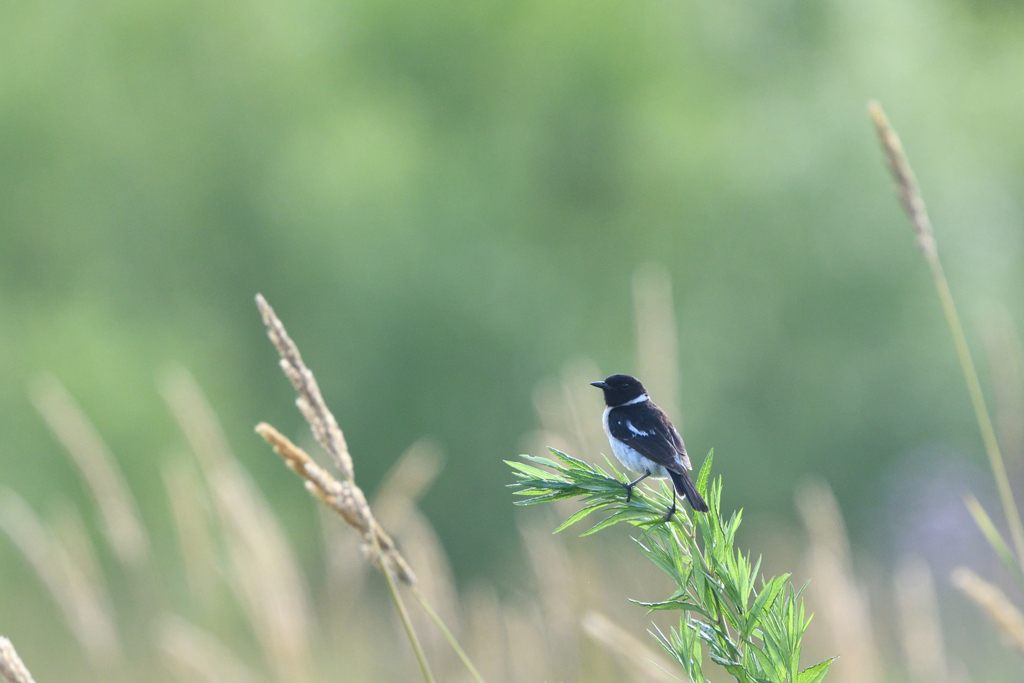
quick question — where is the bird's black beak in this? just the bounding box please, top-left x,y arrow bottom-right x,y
590,381 -> 609,389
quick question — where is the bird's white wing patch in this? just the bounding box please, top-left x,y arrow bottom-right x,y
626,421 -> 649,436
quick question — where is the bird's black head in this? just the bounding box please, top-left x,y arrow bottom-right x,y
590,374 -> 649,407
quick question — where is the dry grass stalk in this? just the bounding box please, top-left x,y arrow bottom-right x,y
581,611 -> 682,683
161,458 -> 220,609
374,439 -> 445,520
870,100 -> 1024,571
868,101 -> 936,258
0,490 -> 122,667
894,557 -> 948,682
460,585 -> 505,683
160,369 -> 315,683
633,264 -> 681,425
50,503 -> 111,619
501,602 -> 550,683
532,359 -> 606,464
560,360 -> 608,462
528,399 -> 576,461
952,567 -> 1024,655
796,480 -> 882,683
252,295 -> 415,584
28,374 -> 150,569
255,422 -> 415,585
0,637 -> 36,683
519,521 -> 579,677
154,614 -> 263,683
255,293 -> 353,481
254,294 -> 489,683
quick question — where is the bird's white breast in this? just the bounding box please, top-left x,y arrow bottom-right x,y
601,406 -> 670,478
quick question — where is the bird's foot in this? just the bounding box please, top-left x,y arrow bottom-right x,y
663,502 -> 677,523
623,472 -> 650,504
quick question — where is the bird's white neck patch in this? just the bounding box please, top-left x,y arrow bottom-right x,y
621,394 -> 649,406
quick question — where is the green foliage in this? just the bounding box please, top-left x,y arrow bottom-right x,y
508,449 -> 834,683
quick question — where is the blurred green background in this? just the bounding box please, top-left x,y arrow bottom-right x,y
3,0 -> 1024,679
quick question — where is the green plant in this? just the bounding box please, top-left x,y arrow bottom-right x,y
507,449 -> 834,683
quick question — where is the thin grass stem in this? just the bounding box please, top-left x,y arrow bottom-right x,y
869,100 -> 1024,568
931,269 -> 1024,566
371,534 -> 435,683
410,587 -> 487,683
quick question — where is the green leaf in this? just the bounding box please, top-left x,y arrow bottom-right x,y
580,509 -> 646,536
634,537 -> 677,579
708,651 -> 742,669
600,453 -> 626,480
744,574 -> 789,636
680,619 -> 706,682
750,555 -> 763,588
553,502 -> 606,533
696,449 -> 714,496
631,597 -> 712,619
512,490 -> 581,505
797,658 -> 834,683
547,447 -> 592,471
518,454 -> 561,469
505,460 -> 561,480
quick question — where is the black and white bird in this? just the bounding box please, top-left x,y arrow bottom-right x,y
591,374 -> 709,519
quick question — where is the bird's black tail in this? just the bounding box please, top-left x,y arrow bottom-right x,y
669,469 -> 709,513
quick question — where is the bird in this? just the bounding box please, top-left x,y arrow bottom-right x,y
591,374 -> 708,520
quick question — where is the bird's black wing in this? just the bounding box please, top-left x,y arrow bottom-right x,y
607,402 -> 692,471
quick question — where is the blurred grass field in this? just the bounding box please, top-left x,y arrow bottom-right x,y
4,0 -> 1024,679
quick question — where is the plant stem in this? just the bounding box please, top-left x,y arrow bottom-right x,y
928,256 -> 1024,566
410,587 -> 487,683
869,100 -> 1024,568
373,536 -> 436,683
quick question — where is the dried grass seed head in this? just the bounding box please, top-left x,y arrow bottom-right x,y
28,374 -> 150,568
0,637 -> 36,683
868,100 -> 937,258
254,422 -> 417,586
255,293 -> 354,480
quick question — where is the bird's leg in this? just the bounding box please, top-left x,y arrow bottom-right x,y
663,487 -> 677,522
624,471 -> 650,503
